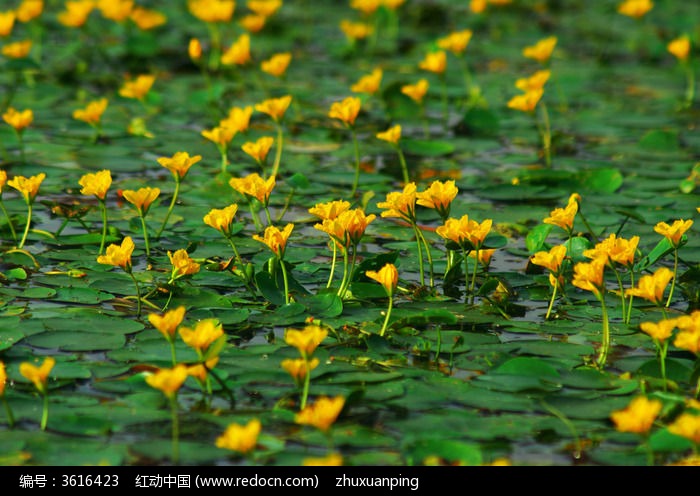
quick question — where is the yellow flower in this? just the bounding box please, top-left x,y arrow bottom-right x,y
674,317 -> 700,354
470,0 -> 487,14
203,204 -> 239,236
401,79 -> 429,104
8,172 -> 45,204
416,179 -> 458,219
221,106 -> 254,133
543,195 -> 578,234
157,151 -> 201,180
73,97 -> 108,125
221,33 -> 251,66
366,263 -> 399,297
328,96 -> 362,127
295,396 -> 345,432
187,357 -> 220,383
255,95 -> 292,122
261,52 -> 291,78
239,13 -> 266,33
436,214 -> 493,250
188,38 -> 202,61
515,70 -> 551,92
57,0 -> 94,28
531,244 -> 567,274
617,0 -> 653,19
188,0 -> 235,23
338,208 -> 376,247
610,396 -> 662,434
179,319 -> 224,353
129,6 -> 166,30
201,125 -> 236,146
507,88 -> 543,113
145,364 -> 188,398
668,455 -> 700,466
625,267 -> 674,305
377,182 -> 417,222
118,74 -> 155,101
572,256 -> 607,298
351,68 -> 383,95
419,50 -> 447,74
285,325 -> 328,356
168,249 -> 201,278
382,0 -> 405,9
339,19 -> 372,41
281,357 -> 320,382
640,318 -> 677,343
522,36 -> 557,63
3,107 -> 33,131
242,136 -> 274,164
437,29 -> 473,56
350,0 -> 382,15
20,357 -> 55,395
97,0 -> 133,22
0,11 -> 16,37
668,413 -> 700,444
0,169 -> 6,194
148,306 -> 186,342
253,223 -> 294,259
215,419 -> 261,454
247,0 -> 282,17
583,233 -> 639,268
229,173 -> 276,205
469,248 -> 496,268
122,187 -> 160,216
97,236 -> 135,271
16,0 -> 44,23
308,200 -> 351,220
654,219 -> 693,248
303,453 -> 343,466
79,169 -> 112,200
0,360 -> 6,396
667,35 -> 691,62
2,39 -> 32,58
376,124 -> 401,145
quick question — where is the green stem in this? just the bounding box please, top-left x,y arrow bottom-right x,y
539,101 -> 552,168
264,205 -> 273,227
595,292 -> 610,370
271,123 -> 284,179
248,200 -> 263,232
412,224 -> 426,286
227,236 -> 244,267
643,437 -> 654,466
326,241 -> 338,288
462,248 -> 470,304
99,199 -> 108,254
279,257 -> 290,305
300,356 -> 311,410
17,131 -> 26,164
545,278 -> 558,320
40,392 -> 49,431
207,22 -> 221,73
417,228 -> 435,288
684,62 -> 695,108
626,270 -> 635,325
665,249 -> 678,308
658,339 -> 668,391
613,266 -> 627,324
17,202 -> 32,249
470,247 -> 480,304
0,199 -> 17,242
379,294 -> 394,337
350,127 -> 361,197
337,247 -> 350,297
170,395 -> 180,465
338,247 -> 357,299
2,396 -> 15,429
169,340 -> 177,367
156,177 -> 180,240
139,213 -> 151,257
220,146 -> 228,176
396,146 -> 409,184
128,270 -> 142,318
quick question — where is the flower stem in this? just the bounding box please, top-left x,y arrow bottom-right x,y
684,62 -> 695,108
3,396 -> 15,428
337,247 -> 350,297
613,267 -> 627,323
248,201 -> 263,232
279,258 -> 291,305
539,101 -> 552,168
17,131 -> 26,164
658,339 -> 668,391
271,122 -> 284,179
412,224 -> 426,287
17,202 -> 32,249
40,392 -> 49,431
220,146 -> 228,176
169,395 -> 180,465
350,127 -> 361,196
626,270 -> 635,325
379,294 -> 394,337
169,341 -> 177,367
470,247 -> 480,304
264,205 -> 273,227
326,241 -> 338,289
462,248 -> 470,304
545,279 -> 558,320
595,293 -> 610,370
0,199 -> 17,242
128,271 -> 142,317
156,177 -> 180,240
396,146 -> 409,185
300,356 -> 311,410
665,249 -> 678,308
139,213 -> 151,257
417,228 -> 435,288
